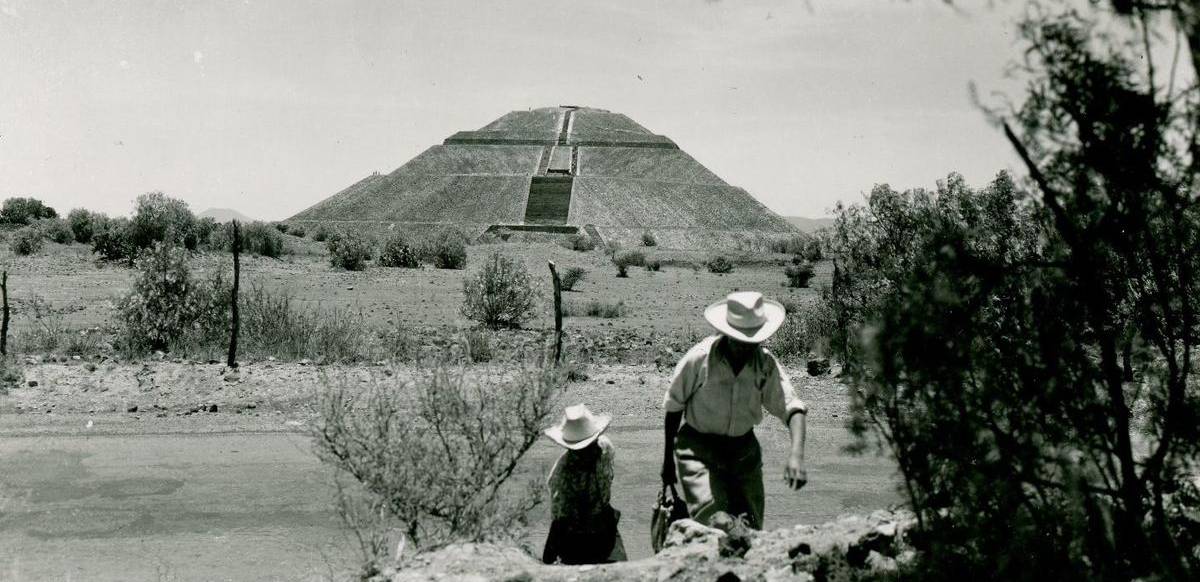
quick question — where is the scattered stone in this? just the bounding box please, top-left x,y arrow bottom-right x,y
806,359 -> 830,376
207,403 -> 218,413
298,359 -> 312,366
715,572 -> 742,582
127,405 -> 138,413
224,373 -> 240,383
27,380 -> 38,387
346,286 -> 354,291
71,355 -> 81,361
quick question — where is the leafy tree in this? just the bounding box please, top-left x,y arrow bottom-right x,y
0,197 -> 57,225
844,6 -> 1200,580
129,191 -> 197,250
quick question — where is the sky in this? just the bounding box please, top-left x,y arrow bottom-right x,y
0,0 -> 1028,221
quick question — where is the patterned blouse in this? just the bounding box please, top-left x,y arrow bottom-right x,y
548,435 -> 615,522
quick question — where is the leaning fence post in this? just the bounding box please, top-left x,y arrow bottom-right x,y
1,270 -> 8,356
227,221 -> 241,368
548,261 -> 563,364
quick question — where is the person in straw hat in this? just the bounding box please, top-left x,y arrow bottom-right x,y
661,291 -> 808,530
541,404 -> 627,565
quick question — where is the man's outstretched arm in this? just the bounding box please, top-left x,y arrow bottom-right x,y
784,411 -> 807,490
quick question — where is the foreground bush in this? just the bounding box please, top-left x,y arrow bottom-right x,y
462,251 -> 539,329
8,226 -> 43,255
313,355 -> 564,571
117,244 -> 208,352
327,233 -> 374,271
378,232 -> 420,268
421,228 -> 468,269
0,197 -> 57,225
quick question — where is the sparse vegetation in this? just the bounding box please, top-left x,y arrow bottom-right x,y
705,255 -> 734,274
559,266 -> 586,291
378,232 -> 420,268
209,221 -> 287,258
90,216 -> 136,263
461,251 -> 539,329
117,244 -> 222,352
327,233 -> 374,271
312,224 -> 335,242
644,258 -> 662,272
287,224 -> 306,238
641,230 -> 657,247
565,299 -> 625,318
129,191 -> 198,250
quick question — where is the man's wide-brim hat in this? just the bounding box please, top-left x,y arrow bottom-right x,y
544,404 -> 611,450
704,291 -> 786,344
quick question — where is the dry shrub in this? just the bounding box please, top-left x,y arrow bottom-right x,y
612,249 -> 645,277
564,299 -> 625,318
559,266 -> 586,291
9,226 -> 43,256
705,255 -> 735,274
378,232 -> 420,268
784,262 -> 816,288
313,354 -> 565,574
563,233 -> 596,252
421,228 -> 468,269
641,230 -> 657,247
461,251 -> 539,329
327,233 -> 374,271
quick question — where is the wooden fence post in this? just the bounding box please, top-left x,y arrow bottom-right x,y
548,261 -> 562,364
1,270 -> 8,356
227,221 -> 241,368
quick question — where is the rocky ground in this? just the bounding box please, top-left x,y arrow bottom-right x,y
383,510 -> 916,582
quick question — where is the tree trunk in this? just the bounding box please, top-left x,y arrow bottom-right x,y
1,271 -> 9,356
547,261 -> 562,364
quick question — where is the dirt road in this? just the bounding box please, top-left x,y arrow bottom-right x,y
0,420 -> 899,581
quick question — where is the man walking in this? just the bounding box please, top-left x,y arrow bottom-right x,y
661,291 -> 808,529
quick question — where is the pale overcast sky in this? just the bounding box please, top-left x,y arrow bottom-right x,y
0,0 -> 1025,220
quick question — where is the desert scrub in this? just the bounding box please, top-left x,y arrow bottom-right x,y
13,296 -> 107,356
286,224 -> 306,237
421,227 -> 468,269
462,251 -> 539,329
9,226 -> 44,256
327,233 -> 374,271
559,266 -> 586,291
313,354 -> 565,571
0,197 -> 57,225
644,258 -> 662,272
641,230 -> 657,247
91,216 -> 137,263
563,233 -> 596,252
35,217 -> 74,244
612,249 -> 646,277
460,327 -> 493,363
209,221 -> 287,258
378,232 -> 420,268
705,255 -> 735,274
130,191 -> 199,250
565,299 -> 625,318
784,261 -> 816,288
312,224 -> 334,242
67,208 -> 103,244
118,243 -> 208,352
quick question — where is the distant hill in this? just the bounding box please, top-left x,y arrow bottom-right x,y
198,208 -> 257,223
784,216 -> 834,233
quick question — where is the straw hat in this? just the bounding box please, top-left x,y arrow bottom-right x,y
544,404 -> 611,450
704,291 -> 786,344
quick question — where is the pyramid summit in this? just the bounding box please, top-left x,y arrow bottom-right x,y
289,106 -> 797,248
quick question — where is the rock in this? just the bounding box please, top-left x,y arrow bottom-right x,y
712,512 -> 753,559
127,405 -> 138,413
663,518 -> 725,550
27,380 -> 37,387
224,373 -> 240,383
208,404 -> 218,413
71,355 -> 81,361
715,572 -> 742,582
865,550 -> 897,573
298,358 -> 313,366
806,359 -> 830,376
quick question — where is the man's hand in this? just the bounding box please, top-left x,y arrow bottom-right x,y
784,456 -> 807,491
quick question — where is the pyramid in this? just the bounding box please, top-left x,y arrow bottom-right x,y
288,106 -> 797,248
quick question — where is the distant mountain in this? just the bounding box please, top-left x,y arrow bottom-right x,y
198,208 -> 257,223
783,216 -> 834,234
